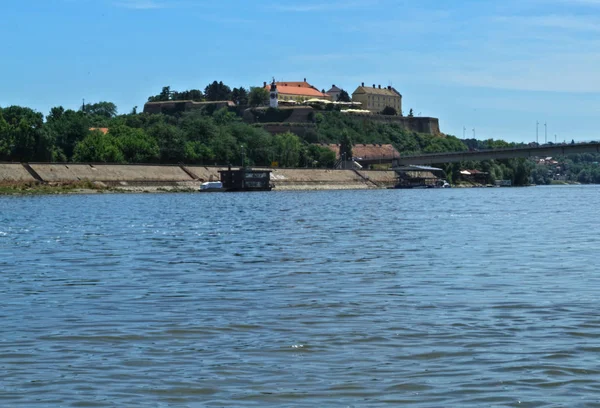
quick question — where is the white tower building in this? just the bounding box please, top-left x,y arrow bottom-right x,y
269,79 -> 278,109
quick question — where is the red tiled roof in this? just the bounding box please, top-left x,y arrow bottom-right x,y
271,86 -> 329,98
90,127 -> 109,134
264,81 -> 328,98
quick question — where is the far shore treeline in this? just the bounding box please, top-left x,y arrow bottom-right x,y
1,81 -> 599,185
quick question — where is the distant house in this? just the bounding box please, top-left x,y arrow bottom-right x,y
89,127 -> 109,134
263,79 -> 329,102
326,85 -> 343,102
351,83 -> 402,114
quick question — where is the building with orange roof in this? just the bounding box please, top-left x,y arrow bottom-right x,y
263,79 -> 330,102
89,127 -> 109,134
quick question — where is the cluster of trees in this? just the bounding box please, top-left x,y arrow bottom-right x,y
0,98 -> 538,186
531,153 -> 600,185
147,82 -> 269,107
4,79 -> 600,186
0,103 -> 339,168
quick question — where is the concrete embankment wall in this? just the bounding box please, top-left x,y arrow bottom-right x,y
269,168 -> 369,190
0,164 -> 37,182
0,163 -> 395,190
29,164 -> 193,183
358,170 -> 397,187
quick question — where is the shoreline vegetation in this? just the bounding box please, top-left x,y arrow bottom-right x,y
1,81 -> 599,186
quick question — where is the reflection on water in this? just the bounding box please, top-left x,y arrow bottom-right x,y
1,186 -> 600,406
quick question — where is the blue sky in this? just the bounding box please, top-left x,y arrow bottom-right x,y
1,0 -> 599,142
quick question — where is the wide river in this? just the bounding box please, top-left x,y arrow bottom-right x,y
1,186 -> 599,407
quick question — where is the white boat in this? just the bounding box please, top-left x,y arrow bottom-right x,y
200,181 -> 223,191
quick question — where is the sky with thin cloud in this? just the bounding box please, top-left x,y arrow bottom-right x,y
1,0 -> 598,142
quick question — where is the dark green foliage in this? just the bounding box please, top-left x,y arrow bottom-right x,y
250,108 -> 293,123
81,101 -> 117,118
248,87 -> 269,107
340,130 -> 353,160
0,106 -> 52,161
47,108 -> 90,159
73,130 -> 124,163
2,87 -> 599,183
109,125 -> 159,163
148,123 -> 187,163
204,81 -> 232,101
381,106 -> 397,116
231,87 -> 249,106
337,90 -> 351,102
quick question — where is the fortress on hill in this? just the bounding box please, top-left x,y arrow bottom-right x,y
143,78 -> 441,135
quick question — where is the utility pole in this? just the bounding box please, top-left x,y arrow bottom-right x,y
555,134 -> 557,143
473,128 -> 476,138
463,126 -> 466,138
536,121 -> 539,144
545,122 -> 547,144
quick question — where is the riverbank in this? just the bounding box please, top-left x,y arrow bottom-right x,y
0,163 -> 398,195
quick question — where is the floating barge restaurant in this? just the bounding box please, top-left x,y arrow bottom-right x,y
391,164 -> 450,189
200,167 -> 273,192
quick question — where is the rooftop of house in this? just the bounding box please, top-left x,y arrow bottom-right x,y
263,79 -> 329,98
89,127 -> 109,134
352,84 -> 402,97
327,85 -> 342,93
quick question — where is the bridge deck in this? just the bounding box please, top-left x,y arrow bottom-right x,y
392,142 -> 600,166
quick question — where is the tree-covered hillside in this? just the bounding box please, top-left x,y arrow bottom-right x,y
1,83 -> 598,186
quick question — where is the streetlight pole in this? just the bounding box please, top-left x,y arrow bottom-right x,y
545,122 -> 547,144
472,128 -> 476,138
536,121 -> 539,144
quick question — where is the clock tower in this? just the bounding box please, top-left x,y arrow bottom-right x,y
269,78 -> 278,108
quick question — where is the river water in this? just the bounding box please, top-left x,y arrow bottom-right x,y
1,186 -> 600,407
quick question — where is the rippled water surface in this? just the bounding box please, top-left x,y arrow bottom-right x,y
2,186 -> 600,407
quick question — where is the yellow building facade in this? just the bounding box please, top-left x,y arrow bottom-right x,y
351,83 -> 402,114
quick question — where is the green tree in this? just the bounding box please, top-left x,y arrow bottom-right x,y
82,101 -> 118,118
0,106 -> 50,161
272,132 -> 302,167
184,141 -> 214,163
231,87 -> 249,105
109,125 -> 159,163
339,129 -> 353,161
173,89 -> 204,101
306,144 -> 336,168
147,86 -> 172,102
337,90 -> 351,102
47,108 -> 90,160
381,106 -> 397,116
180,113 -> 219,144
148,123 -> 187,163
73,130 -> 124,163
0,111 -> 13,160
204,81 -> 232,101
248,87 -> 269,107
